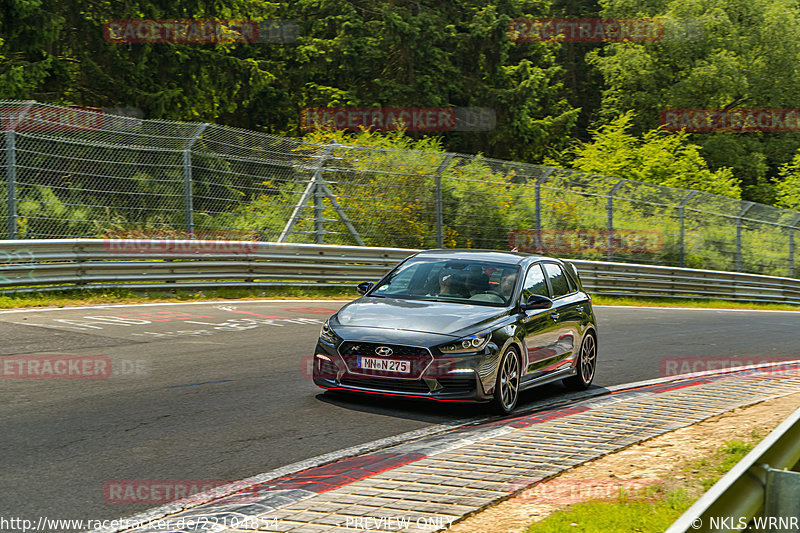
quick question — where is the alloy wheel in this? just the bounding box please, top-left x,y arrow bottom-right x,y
499,350 -> 519,411
580,333 -> 596,384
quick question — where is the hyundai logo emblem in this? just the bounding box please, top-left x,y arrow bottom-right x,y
375,346 -> 394,357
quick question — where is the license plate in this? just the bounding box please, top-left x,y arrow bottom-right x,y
356,356 -> 411,373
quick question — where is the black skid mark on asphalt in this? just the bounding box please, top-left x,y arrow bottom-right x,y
121,414 -> 172,433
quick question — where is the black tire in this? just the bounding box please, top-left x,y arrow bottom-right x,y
563,331 -> 597,391
490,347 -> 521,415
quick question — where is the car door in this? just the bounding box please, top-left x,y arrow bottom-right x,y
541,262 -> 586,370
519,262 -> 561,376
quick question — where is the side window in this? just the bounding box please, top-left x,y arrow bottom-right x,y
521,264 -> 548,300
543,263 -> 570,298
563,263 -> 578,293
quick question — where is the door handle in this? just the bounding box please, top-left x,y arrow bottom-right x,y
550,312 -> 560,321
575,306 -> 584,314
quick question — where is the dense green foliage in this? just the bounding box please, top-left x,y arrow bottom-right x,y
775,149 -> 800,211
0,0 -> 577,162
567,113 -> 741,198
2,0 -> 800,205
588,0 -> 800,204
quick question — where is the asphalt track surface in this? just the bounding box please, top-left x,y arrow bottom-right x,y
1,300 -> 798,529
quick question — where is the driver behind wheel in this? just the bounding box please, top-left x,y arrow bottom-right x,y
465,267 -> 490,296
437,270 -> 470,298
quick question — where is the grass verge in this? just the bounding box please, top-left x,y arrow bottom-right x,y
524,434 -> 759,533
0,286 -> 797,311
0,286 -> 355,309
591,294 -> 799,312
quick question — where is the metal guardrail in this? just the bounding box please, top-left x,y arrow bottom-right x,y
1,239 -> 800,304
572,260 -> 800,305
0,239 -> 412,292
666,404 -> 800,532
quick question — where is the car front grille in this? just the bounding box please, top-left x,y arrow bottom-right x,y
338,341 -> 433,379
339,342 -> 429,358
339,377 -> 431,393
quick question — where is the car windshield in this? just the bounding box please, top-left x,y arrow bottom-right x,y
370,258 -> 520,307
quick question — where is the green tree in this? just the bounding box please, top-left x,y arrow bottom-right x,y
0,1 -> 580,164
0,0 -> 276,119
587,0 -> 800,203
220,0 -> 581,162
774,150 -> 800,211
0,1 -> 63,98
567,113 -> 741,197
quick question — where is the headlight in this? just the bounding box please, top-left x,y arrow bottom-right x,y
320,319 -> 342,345
439,331 -> 491,354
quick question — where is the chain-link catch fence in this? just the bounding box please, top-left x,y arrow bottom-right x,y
2,100 -> 799,278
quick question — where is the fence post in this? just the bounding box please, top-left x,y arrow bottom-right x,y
789,215 -> 800,278
534,168 -> 555,252
434,153 -> 454,248
5,131 -> 17,239
183,123 -> 209,235
678,191 -> 698,267
735,202 -> 754,272
4,101 -> 37,240
314,165 -> 325,244
279,143 -> 335,243
182,151 -> 192,234
607,179 -> 627,261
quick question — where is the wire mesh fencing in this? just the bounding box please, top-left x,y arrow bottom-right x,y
2,100 -> 800,277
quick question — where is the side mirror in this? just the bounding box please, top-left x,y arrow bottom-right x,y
356,281 -> 374,295
520,294 -> 553,310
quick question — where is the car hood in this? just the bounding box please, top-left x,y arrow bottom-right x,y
333,297 -> 511,338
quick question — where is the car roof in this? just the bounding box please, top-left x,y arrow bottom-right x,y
410,248 -> 555,265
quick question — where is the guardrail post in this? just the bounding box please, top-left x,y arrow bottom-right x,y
679,191 -> 698,267
736,202 -> 755,272
5,131 -> 17,239
607,179 -> 627,261
666,404 -> 800,533
789,215 -> 800,278
183,123 -> 209,235
434,153 -> 454,248
764,466 -> 800,520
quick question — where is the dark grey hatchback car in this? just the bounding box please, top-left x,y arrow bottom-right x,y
312,249 -> 598,414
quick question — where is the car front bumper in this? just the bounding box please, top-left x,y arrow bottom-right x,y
311,339 -> 499,402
